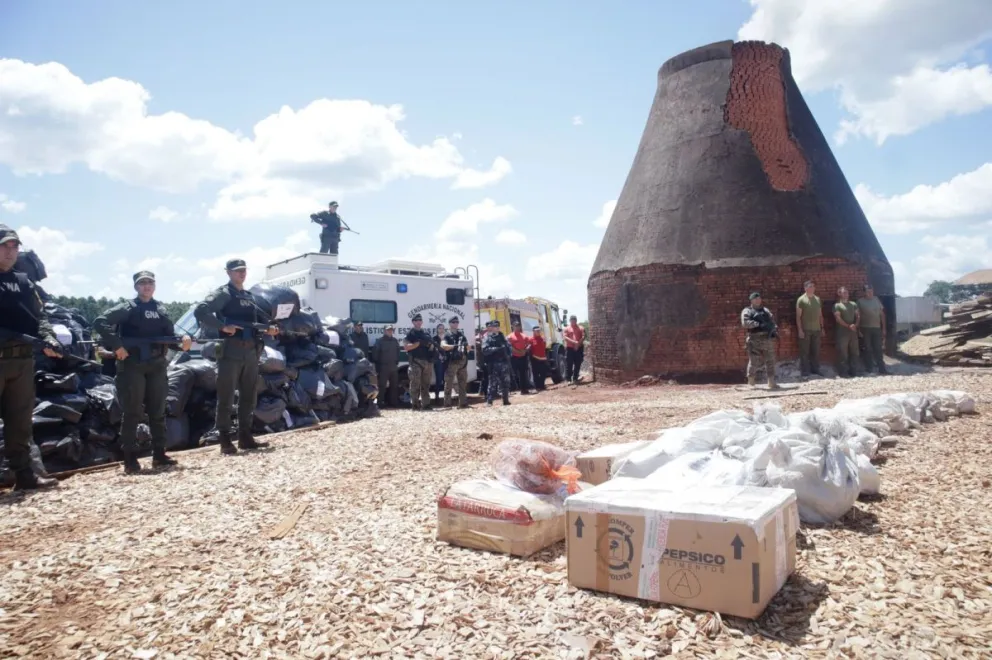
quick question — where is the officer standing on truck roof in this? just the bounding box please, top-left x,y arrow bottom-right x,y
0,225 -> 63,491
310,201 -> 343,255
93,271 -> 193,474
194,259 -> 279,455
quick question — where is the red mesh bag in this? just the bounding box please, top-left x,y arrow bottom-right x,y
490,438 -> 582,496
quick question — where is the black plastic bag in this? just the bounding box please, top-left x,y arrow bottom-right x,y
250,283 -> 301,321
184,359 -> 218,392
290,411 -> 319,428
77,371 -> 115,392
325,359 -> 344,381
14,248 -> 47,282
165,415 -> 191,451
283,366 -> 299,380
33,401 -> 83,424
253,395 -> 287,426
258,346 -> 287,374
35,372 -> 80,395
260,372 -> 290,395
87,383 -> 123,426
32,416 -> 70,434
166,367 -> 196,417
285,341 -> 320,369
285,379 -> 312,413
297,366 -> 333,401
44,392 -> 90,413
200,341 -> 219,361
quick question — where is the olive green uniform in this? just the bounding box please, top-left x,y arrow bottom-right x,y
194,282 -> 264,439
833,300 -> 860,377
796,293 -> 822,376
0,264 -> 60,488
858,296 -> 887,373
93,297 -> 178,455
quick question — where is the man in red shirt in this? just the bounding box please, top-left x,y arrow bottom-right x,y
564,315 -> 585,384
529,327 -> 548,391
507,322 -> 532,394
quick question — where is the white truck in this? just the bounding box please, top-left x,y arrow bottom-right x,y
175,253 -> 479,387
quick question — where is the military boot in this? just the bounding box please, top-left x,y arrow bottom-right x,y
152,449 -> 178,468
238,429 -> 269,450
13,468 -> 59,491
123,453 -> 143,475
218,431 -> 238,455
767,374 -> 780,390
502,394 -> 511,406
747,374 -> 756,387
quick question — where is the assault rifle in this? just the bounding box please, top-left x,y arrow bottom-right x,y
753,310 -> 779,339
119,336 -> 185,362
220,319 -> 280,341
0,328 -> 101,368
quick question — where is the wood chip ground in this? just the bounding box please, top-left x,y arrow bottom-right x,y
2,366 -> 991,658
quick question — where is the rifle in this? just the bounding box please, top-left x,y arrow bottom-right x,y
220,319 -> 279,341
0,328 -> 101,369
119,336 -> 184,362
753,310 -> 779,339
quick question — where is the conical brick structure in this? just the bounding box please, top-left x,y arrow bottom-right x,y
588,40 -> 894,383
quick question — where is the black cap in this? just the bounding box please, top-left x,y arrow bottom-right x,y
411,313 -> 423,321
449,316 -> 460,323
863,283 -> 873,290
749,292 -> 761,300
226,259 -> 247,271
329,201 -> 339,207
133,270 -> 156,284
0,225 -> 20,245
486,320 -> 500,328
354,321 -> 363,327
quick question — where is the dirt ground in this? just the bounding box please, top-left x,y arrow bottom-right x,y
2,366 -> 991,659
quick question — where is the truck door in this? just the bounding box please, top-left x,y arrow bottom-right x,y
509,312 -> 521,331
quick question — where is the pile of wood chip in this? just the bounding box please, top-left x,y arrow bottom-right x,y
902,295 -> 992,367
2,367 -> 991,658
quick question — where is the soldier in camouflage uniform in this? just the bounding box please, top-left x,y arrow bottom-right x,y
194,259 -> 280,454
740,292 -> 779,389
403,313 -> 435,410
0,225 -> 62,490
94,271 -> 193,474
440,316 -> 469,408
482,320 -> 512,406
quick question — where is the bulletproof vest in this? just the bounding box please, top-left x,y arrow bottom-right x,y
0,271 -> 40,336
444,331 -> 466,360
407,328 -> 433,360
119,298 -> 173,338
220,285 -> 259,324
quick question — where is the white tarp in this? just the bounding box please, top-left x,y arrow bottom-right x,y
612,390 -> 976,524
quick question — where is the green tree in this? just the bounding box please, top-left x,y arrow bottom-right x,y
48,295 -> 195,340
923,280 -> 954,303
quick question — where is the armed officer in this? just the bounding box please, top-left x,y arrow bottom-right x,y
194,259 -> 279,454
0,225 -> 62,490
482,320 -> 512,406
93,271 -> 193,474
310,201 -> 344,255
403,313 -> 435,410
740,292 -> 779,389
440,316 -> 469,408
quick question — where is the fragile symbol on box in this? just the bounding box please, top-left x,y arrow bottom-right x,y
596,519 -> 636,581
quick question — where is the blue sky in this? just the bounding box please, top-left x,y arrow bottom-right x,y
1,0 -> 991,321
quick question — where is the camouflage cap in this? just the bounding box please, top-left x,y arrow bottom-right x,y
749,292 -> 761,300
329,201 -> 339,207
0,225 -> 20,245
133,270 -> 156,284
226,258 -> 247,271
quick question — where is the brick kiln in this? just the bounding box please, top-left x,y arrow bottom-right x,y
588,40 -> 895,384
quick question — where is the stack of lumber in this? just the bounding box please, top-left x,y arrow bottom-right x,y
904,295 -> 992,366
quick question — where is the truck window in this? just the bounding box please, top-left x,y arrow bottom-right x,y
510,312 -> 521,329
446,288 -> 466,305
349,299 -> 398,324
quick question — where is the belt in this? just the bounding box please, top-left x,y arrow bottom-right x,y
748,330 -> 769,335
0,345 -> 34,359
224,337 -> 259,346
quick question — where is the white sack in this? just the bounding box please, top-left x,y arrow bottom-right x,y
765,436 -> 861,524
856,455 -> 881,495
642,451 -> 751,490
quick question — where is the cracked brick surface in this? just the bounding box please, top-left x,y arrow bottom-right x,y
724,41 -> 808,191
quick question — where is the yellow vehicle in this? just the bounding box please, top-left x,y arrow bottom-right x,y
473,296 -> 569,384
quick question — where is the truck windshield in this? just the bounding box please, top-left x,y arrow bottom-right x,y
175,304 -> 199,336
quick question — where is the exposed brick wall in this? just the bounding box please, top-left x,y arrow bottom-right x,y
724,41 -> 808,192
588,258 -> 890,383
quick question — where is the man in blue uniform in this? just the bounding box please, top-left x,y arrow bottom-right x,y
481,320 -> 511,406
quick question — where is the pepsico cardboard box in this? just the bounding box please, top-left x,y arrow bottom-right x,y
565,478 -> 799,619
575,440 -> 651,485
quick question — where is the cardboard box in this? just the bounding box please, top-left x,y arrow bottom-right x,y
575,440 -> 652,485
566,478 -> 799,619
437,479 -> 569,557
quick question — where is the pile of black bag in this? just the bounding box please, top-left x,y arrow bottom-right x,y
160,282 -> 380,450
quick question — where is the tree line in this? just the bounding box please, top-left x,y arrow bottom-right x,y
48,295 -> 194,326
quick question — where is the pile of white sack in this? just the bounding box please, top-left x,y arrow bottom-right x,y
612,390 -> 977,524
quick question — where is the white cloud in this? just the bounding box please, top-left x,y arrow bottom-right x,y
0,59 -> 512,222
13,226 -> 104,295
148,205 -> 179,223
0,193 -> 26,213
738,0 -> 992,143
894,233 -> 990,295
494,229 -> 527,246
435,198 -> 517,240
593,199 -> 617,228
572,115 -> 584,126
525,240 -> 599,282
856,162 -> 992,234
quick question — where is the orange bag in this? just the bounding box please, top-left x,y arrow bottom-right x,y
491,439 -> 582,496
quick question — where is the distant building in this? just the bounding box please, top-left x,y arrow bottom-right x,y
953,269 -> 992,299
895,296 -> 943,339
